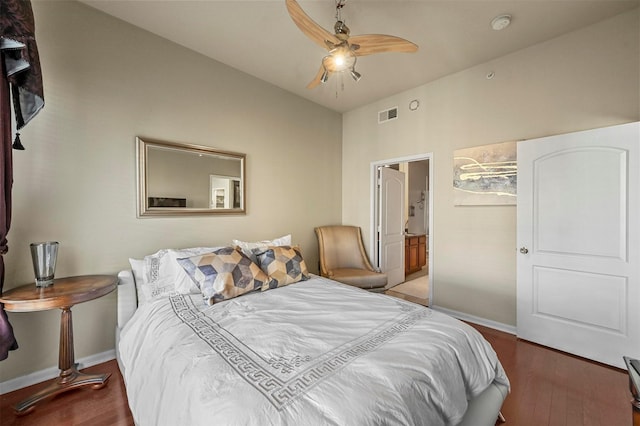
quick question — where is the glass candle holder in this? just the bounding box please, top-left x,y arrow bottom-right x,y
30,241 -> 59,287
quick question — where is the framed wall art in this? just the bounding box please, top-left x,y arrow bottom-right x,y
453,141 -> 517,206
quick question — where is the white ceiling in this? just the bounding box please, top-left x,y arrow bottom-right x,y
79,0 -> 639,113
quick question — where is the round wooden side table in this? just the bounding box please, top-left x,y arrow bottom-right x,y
0,274 -> 117,415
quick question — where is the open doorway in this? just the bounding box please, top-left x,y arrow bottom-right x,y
371,154 -> 433,306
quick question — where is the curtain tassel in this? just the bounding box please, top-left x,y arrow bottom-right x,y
12,133 -> 25,150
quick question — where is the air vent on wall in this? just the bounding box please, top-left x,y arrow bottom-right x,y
378,107 -> 398,124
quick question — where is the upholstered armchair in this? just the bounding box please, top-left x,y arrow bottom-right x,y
314,225 -> 387,293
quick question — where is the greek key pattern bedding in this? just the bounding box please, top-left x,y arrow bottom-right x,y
169,294 -> 431,409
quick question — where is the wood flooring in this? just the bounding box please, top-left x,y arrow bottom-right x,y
0,361 -> 133,426
0,324 -> 632,425
475,323 -> 631,426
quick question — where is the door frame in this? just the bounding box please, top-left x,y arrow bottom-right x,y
370,153 -> 433,299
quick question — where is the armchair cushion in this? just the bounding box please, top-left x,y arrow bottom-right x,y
329,268 -> 388,291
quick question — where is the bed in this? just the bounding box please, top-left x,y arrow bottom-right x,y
115,243 -> 509,426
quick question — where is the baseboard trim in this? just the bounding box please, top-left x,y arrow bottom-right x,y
0,349 -> 116,395
431,305 -> 516,335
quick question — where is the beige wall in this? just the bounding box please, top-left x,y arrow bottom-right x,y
342,10 -> 639,326
1,1 -> 342,382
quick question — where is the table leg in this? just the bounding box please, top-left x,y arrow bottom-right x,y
13,306 -> 111,415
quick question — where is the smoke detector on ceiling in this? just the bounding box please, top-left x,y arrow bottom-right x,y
491,15 -> 512,31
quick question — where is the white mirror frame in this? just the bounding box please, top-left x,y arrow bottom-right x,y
136,137 -> 246,217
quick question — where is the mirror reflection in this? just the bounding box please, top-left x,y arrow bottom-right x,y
137,137 -> 246,217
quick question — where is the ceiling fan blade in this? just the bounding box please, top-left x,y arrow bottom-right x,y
286,0 -> 340,50
307,65 -> 328,89
349,34 -> 418,56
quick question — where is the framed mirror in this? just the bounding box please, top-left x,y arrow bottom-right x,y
136,137 -> 246,217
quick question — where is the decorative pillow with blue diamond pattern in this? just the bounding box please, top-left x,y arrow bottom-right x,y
177,246 -> 270,304
253,245 -> 309,290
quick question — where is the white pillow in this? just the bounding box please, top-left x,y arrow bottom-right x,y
128,257 -> 147,305
140,247 -> 222,301
232,234 -> 292,262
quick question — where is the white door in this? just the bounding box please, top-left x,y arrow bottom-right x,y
379,167 -> 405,287
517,121 -> 639,368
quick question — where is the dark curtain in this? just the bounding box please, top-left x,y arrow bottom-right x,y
0,0 -> 45,361
0,55 -> 18,360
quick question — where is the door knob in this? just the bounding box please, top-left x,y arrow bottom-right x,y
520,247 -> 529,254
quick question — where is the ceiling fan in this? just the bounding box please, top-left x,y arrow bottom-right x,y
285,0 -> 418,89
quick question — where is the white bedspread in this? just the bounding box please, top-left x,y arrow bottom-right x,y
119,276 -> 509,426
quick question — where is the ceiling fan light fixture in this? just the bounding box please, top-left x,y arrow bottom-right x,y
285,0 -> 418,89
320,69 -> 329,83
325,45 -> 356,72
